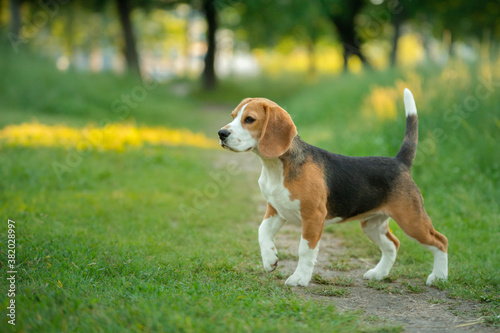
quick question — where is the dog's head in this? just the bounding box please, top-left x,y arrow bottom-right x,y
218,98 -> 297,159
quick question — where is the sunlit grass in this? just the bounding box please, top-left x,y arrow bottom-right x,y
0,122 -> 219,151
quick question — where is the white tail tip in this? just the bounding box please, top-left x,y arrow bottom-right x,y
404,88 -> 417,117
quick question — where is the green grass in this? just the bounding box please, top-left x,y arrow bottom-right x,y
328,258 -> 360,272
0,146 -> 365,332
0,44 -> 499,331
307,286 -> 351,298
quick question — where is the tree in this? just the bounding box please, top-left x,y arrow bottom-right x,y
76,0 -> 155,75
242,0 -> 369,73
282,1 -> 329,76
320,0 -> 370,71
389,8 -> 403,66
397,0 -> 500,60
359,0 -> 406,67
202,0 -> 217,90
0,0 -> 4,29
9,0 -> 21,37
116,0 -> 141,75
428,0 -> 500,55
240,0 -> 328,77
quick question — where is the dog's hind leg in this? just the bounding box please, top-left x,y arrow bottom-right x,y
387,186 -> 448,285
361,216 -> 400,281
391,213 -> 448,285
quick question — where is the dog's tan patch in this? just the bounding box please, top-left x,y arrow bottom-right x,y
386,226 -> 401,251
264,203 -> 278,219
283,158 -> 327,249
385,172 -> 448,252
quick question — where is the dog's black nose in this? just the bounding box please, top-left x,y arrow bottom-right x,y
218,129 -> 230,141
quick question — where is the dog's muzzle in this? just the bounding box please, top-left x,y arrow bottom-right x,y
218,129 -> 230,141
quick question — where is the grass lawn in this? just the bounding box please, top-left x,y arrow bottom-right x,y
0,47 -> 498,331
1,146 -> 369,332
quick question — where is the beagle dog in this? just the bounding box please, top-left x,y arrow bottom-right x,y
218,89 -> 448,287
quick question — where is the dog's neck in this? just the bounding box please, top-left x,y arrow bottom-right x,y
256,136 -> 307,177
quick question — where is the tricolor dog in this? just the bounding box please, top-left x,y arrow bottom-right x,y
218,89 -> 448,287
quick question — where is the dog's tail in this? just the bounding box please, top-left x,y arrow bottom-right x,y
396,89 -> 418,168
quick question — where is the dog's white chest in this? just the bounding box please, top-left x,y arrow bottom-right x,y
258,159 -> 301,223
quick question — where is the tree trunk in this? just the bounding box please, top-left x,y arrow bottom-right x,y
442,29 -> 454,58
322,0 -> 369,72
116,0 -> 141,75
202,0 -> 217,90
335,20 -> 369,71
0,0 -> 3,29
183,9 -> 191,77
306,38 -> 316,77
9,0 -> 21,36
389,23 -> 401,66
448,33 -> 455,58
63,7 -> 75,69
390,10 -> 403,67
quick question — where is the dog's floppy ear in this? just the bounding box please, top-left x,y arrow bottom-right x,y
258,101 -> 297,159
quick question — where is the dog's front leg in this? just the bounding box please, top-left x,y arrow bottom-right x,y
259,204 -> 286,272
285,215 -> 324,287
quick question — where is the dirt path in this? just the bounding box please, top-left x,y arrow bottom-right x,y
216,146 -> 496,332
272,223 -> 496,332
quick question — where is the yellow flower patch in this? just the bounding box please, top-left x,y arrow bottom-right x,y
362,71 -> 424,121
362,86 -> 398,120
0,122 -> 220,151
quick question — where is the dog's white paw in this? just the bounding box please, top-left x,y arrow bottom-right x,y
426,273 -> 447,286
261,248 -> 278,272
363,268 -> 389,281
285,272 -> 311,287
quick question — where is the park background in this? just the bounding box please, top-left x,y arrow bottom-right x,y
0,0 -> 499,331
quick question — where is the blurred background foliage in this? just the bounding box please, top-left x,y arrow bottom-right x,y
2,0 -> 500,89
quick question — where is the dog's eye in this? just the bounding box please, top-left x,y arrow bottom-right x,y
245,117 -> 255,124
